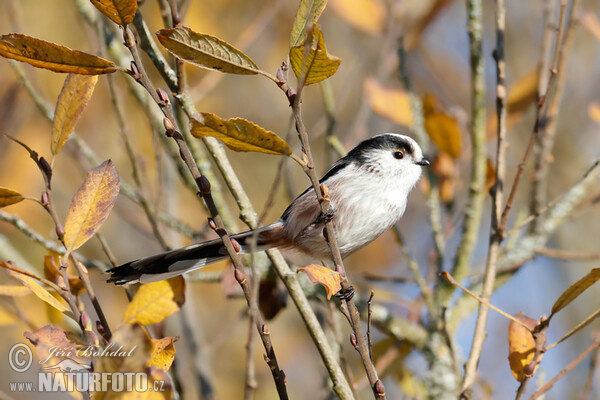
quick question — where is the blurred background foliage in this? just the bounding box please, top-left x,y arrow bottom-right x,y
0,0 -> 599,399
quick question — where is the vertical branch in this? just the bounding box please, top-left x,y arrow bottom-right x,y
443,0 -> 486,302
461,0 -> 507,393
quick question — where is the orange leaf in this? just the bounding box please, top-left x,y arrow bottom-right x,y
423,94 -> 461,159
485,158 -> 496,193
297,264 -> 341,300
329,0 -> 386,34
43,255 -> 85,296
507,312 -> 540,382
63,160 -> 120,252
588,102 -> 600,123
0,34 -> 117,75
90,0 -> 137,27
364,78 -> 413,126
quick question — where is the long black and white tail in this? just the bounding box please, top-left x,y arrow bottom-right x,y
107,224 -> 283,285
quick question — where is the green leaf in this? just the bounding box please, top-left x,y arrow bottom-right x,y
156,26 -> 262,75
191,113 -> 291,155
289,25 -> 340,86
290,0 -> 328,48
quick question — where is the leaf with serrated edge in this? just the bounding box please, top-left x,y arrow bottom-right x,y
0,187 -> 24,208
551,268 -> 600,316
4,266 -> 69,313
148,337 -> 178,371
0,34 -> 117,75
191,113 -> 291,155
63,160 -> 120,252
157,26 -> 261,75
297,264 -> 341,300
290,0 -> 328,47
90,0 -> 137,26
364,78 -> 413,126
289,25 -> 341,86
123,277 -> 185,325
51,74 -> 98,155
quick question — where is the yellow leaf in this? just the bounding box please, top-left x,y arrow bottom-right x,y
0,34 -> 117,75
588,102 -> 600,123
63,160 -> 120,252
191,113 -> 291,155
90,0 -> 137,27
44,255 -> 85,295
550,268 -> 600,316
289,25 -> 341,86
0,285 -> 31,296
2,264 -> 69,313
487,68 -> 539,139
51,74 -> 98,155
157,26 -> 262,75
148,337 -> 178,371
329,0 -> 386,34
297,264 -> 341,300
289,0 -> 328,47
364,78 -> 413,126
0,186 -> 24,208
423,94 -> 461,159
123,277 -> 185,325
508,312 -> 540,381
0,305 -> 16,325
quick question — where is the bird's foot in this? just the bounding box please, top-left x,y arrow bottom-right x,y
315,207 -> 334,224
335,285 -> 355,301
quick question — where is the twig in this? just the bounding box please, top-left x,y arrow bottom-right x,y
244,315 -> 257,400
536,247 -> 600,260
580,342 -> 599,400
460,0 -> 508,393
367,291 -> 375,362
530,339 -> 600,399
443,0 -> 487,306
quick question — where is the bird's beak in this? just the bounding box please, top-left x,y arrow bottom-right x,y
415,158 -> 430,166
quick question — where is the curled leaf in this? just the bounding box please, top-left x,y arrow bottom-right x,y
0,33 -> 117,75
123,277 -> 185,325
290,0 -> 328,47
44,255 -> 85,295
148,337 -> 179,371
289,25 -> 341,86
90,0 -> 137,27
157,26 -> 262,75
364,78 -> 413,126
51,74 -> 98,155
63,160 -> 120,252
297,264 -> 341,300
508,312 -> 540,381
191,113 -> 291,155
551,268 -> 600,316
0,187 -> 24,208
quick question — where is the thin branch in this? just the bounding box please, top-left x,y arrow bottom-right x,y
461,0 -> 508,393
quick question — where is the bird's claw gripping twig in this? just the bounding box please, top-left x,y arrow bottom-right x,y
315,207 -> 335,224
335,285 -> 355,301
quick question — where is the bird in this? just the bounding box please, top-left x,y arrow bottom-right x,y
108,133 -> 429,285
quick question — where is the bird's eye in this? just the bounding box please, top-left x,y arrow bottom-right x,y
393,150 -> 404,160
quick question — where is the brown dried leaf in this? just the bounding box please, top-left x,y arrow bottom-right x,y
297,264 -> 341,300
364,78 -> 413,126
423,94 -> 461,159
289,24 -> 341,86
24,325 -> 84,365
95,324 -> 152,379
508,312 -> 539,382
123,277 -> 185,325
485,158 -> 496,193
551,268 -> 600,316
0,34 -> 117,75
89,0 -> 137,27
191,113 -> 291,155
2,262 -> 69,313
43,255 -> 85,295
63,160 -> 120,252
148,337 -> 178,371
51,74 -> 98,155
157,26 -> 262,75
0,186 -> 24,208
290,0 -> 328,47
329,0 -> 386,34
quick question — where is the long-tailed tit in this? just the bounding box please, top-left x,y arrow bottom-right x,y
108,133 -> 429,284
